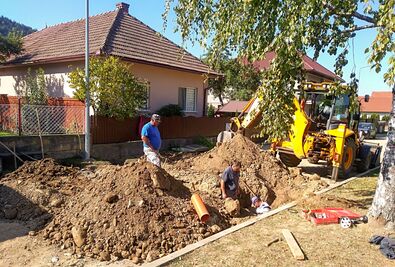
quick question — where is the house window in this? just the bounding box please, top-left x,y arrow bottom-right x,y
178,87 -> 197,112
140,84 -> 150,111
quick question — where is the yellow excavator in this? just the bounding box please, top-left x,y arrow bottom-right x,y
217,82 -> 382,181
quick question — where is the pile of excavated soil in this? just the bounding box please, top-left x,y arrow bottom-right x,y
0,159 -> 81,229
1,159 -> 230,264
166,134 -> 328,208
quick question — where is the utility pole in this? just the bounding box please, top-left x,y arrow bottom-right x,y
84,0 -> 91,160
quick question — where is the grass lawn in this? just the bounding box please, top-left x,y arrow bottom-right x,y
0,131 -> 16,137
168,170 -> 393,267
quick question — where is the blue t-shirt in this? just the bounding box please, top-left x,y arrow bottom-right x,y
141,122 -> 161,150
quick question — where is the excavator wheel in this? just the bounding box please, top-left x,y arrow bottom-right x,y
340,139 -> 356,178
357,151 -> 372,173
279,153 -> 302,167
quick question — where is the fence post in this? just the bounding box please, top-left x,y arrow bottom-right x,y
18,98 -> 22,136
35,108 -> 45,159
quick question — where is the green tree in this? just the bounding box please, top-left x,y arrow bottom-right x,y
382,115 -> 391,122
14,68 -> 48,105
156,104 -> 184,117
164,0 -> 395,227
203,51 -> 261,103
370,113 -> 380,124
207,104 -> 215,117
165,0 -> 394,139
0,16 -> 35,36
69,56 -> 148,119
0,31 -> 23,62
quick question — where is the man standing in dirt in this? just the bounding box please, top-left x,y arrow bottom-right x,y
141,114 -> 162,167
220,161 -> 241,199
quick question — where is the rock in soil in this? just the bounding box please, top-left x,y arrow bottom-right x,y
224,198 -> 240,216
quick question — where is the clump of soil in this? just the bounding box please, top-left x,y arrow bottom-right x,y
1,159 -> 230,264
166,134 -> 328,208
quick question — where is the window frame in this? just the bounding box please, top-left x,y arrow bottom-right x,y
179,87 -> 197,113
139,83 -> 151,111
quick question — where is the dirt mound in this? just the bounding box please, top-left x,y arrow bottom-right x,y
298,194 -> 365,210
0,159 -> 82,228
1,159 -> 229,264
168,134 -> 328,207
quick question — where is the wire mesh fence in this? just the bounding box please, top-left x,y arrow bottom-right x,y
0,104 -> 85,135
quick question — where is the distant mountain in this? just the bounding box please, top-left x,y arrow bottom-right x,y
0,16 -> 35,37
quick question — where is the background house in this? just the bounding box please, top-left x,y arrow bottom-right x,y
216,100 -> 249,117
0,3 -> 215,117
248,51 -> 343,83
207,51 -> 343,111
207,52 -> 343,116
359,91 -> 392,119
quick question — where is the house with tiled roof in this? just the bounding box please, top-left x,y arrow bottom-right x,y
244,51 -> 343,82
358,91 -> 393,119
207,51 -> 343,110
0,3 -> 215,116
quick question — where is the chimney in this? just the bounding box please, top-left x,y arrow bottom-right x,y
116,2 -> 129,14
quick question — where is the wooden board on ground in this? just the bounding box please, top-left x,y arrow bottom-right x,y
281,229 -> 305,260
144,167 -> 379,266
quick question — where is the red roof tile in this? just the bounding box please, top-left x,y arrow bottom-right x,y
359,91 -> 393,113
217,101 -> 249,113
3,3 -> 215,75
244,51 -> 342,81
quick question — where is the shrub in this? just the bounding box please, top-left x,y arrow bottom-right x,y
155,104 -> 184,117
207,104 -> 215,117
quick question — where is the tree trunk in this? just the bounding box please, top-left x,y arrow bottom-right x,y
369,88 -> 395,224
218,92 -> 224,106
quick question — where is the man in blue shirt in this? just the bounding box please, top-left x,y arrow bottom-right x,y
141,114 -> 162,167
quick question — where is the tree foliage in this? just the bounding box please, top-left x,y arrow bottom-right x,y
207,104 -> 216,117
0,16 -> 35,37
0,16 -> 35,62
382,114 -> 391,122
69,56 -> 148,119
14,68 -> 48,105
164,0 -> 395,140
203,50 -> 261,103
0,31 -> 23,62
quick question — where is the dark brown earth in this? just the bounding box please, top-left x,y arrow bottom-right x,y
165,134 -> 328,208
0,135 -> 329,264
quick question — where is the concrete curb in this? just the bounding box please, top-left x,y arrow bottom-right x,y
143,166 -> 380,267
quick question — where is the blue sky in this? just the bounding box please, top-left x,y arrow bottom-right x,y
1,0 -> 391,95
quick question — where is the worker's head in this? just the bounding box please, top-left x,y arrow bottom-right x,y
251,196 -> 261,208
231,161 -> 241,172
151,114 -> 161,126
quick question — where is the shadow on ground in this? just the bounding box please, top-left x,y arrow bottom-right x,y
0,184 -> 51,243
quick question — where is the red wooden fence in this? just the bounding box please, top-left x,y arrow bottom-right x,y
91,115 -> 230,144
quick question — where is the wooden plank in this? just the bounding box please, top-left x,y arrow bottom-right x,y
143,168 -> 379,267
281,229 -> 305,260
144,201 -> 297,267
